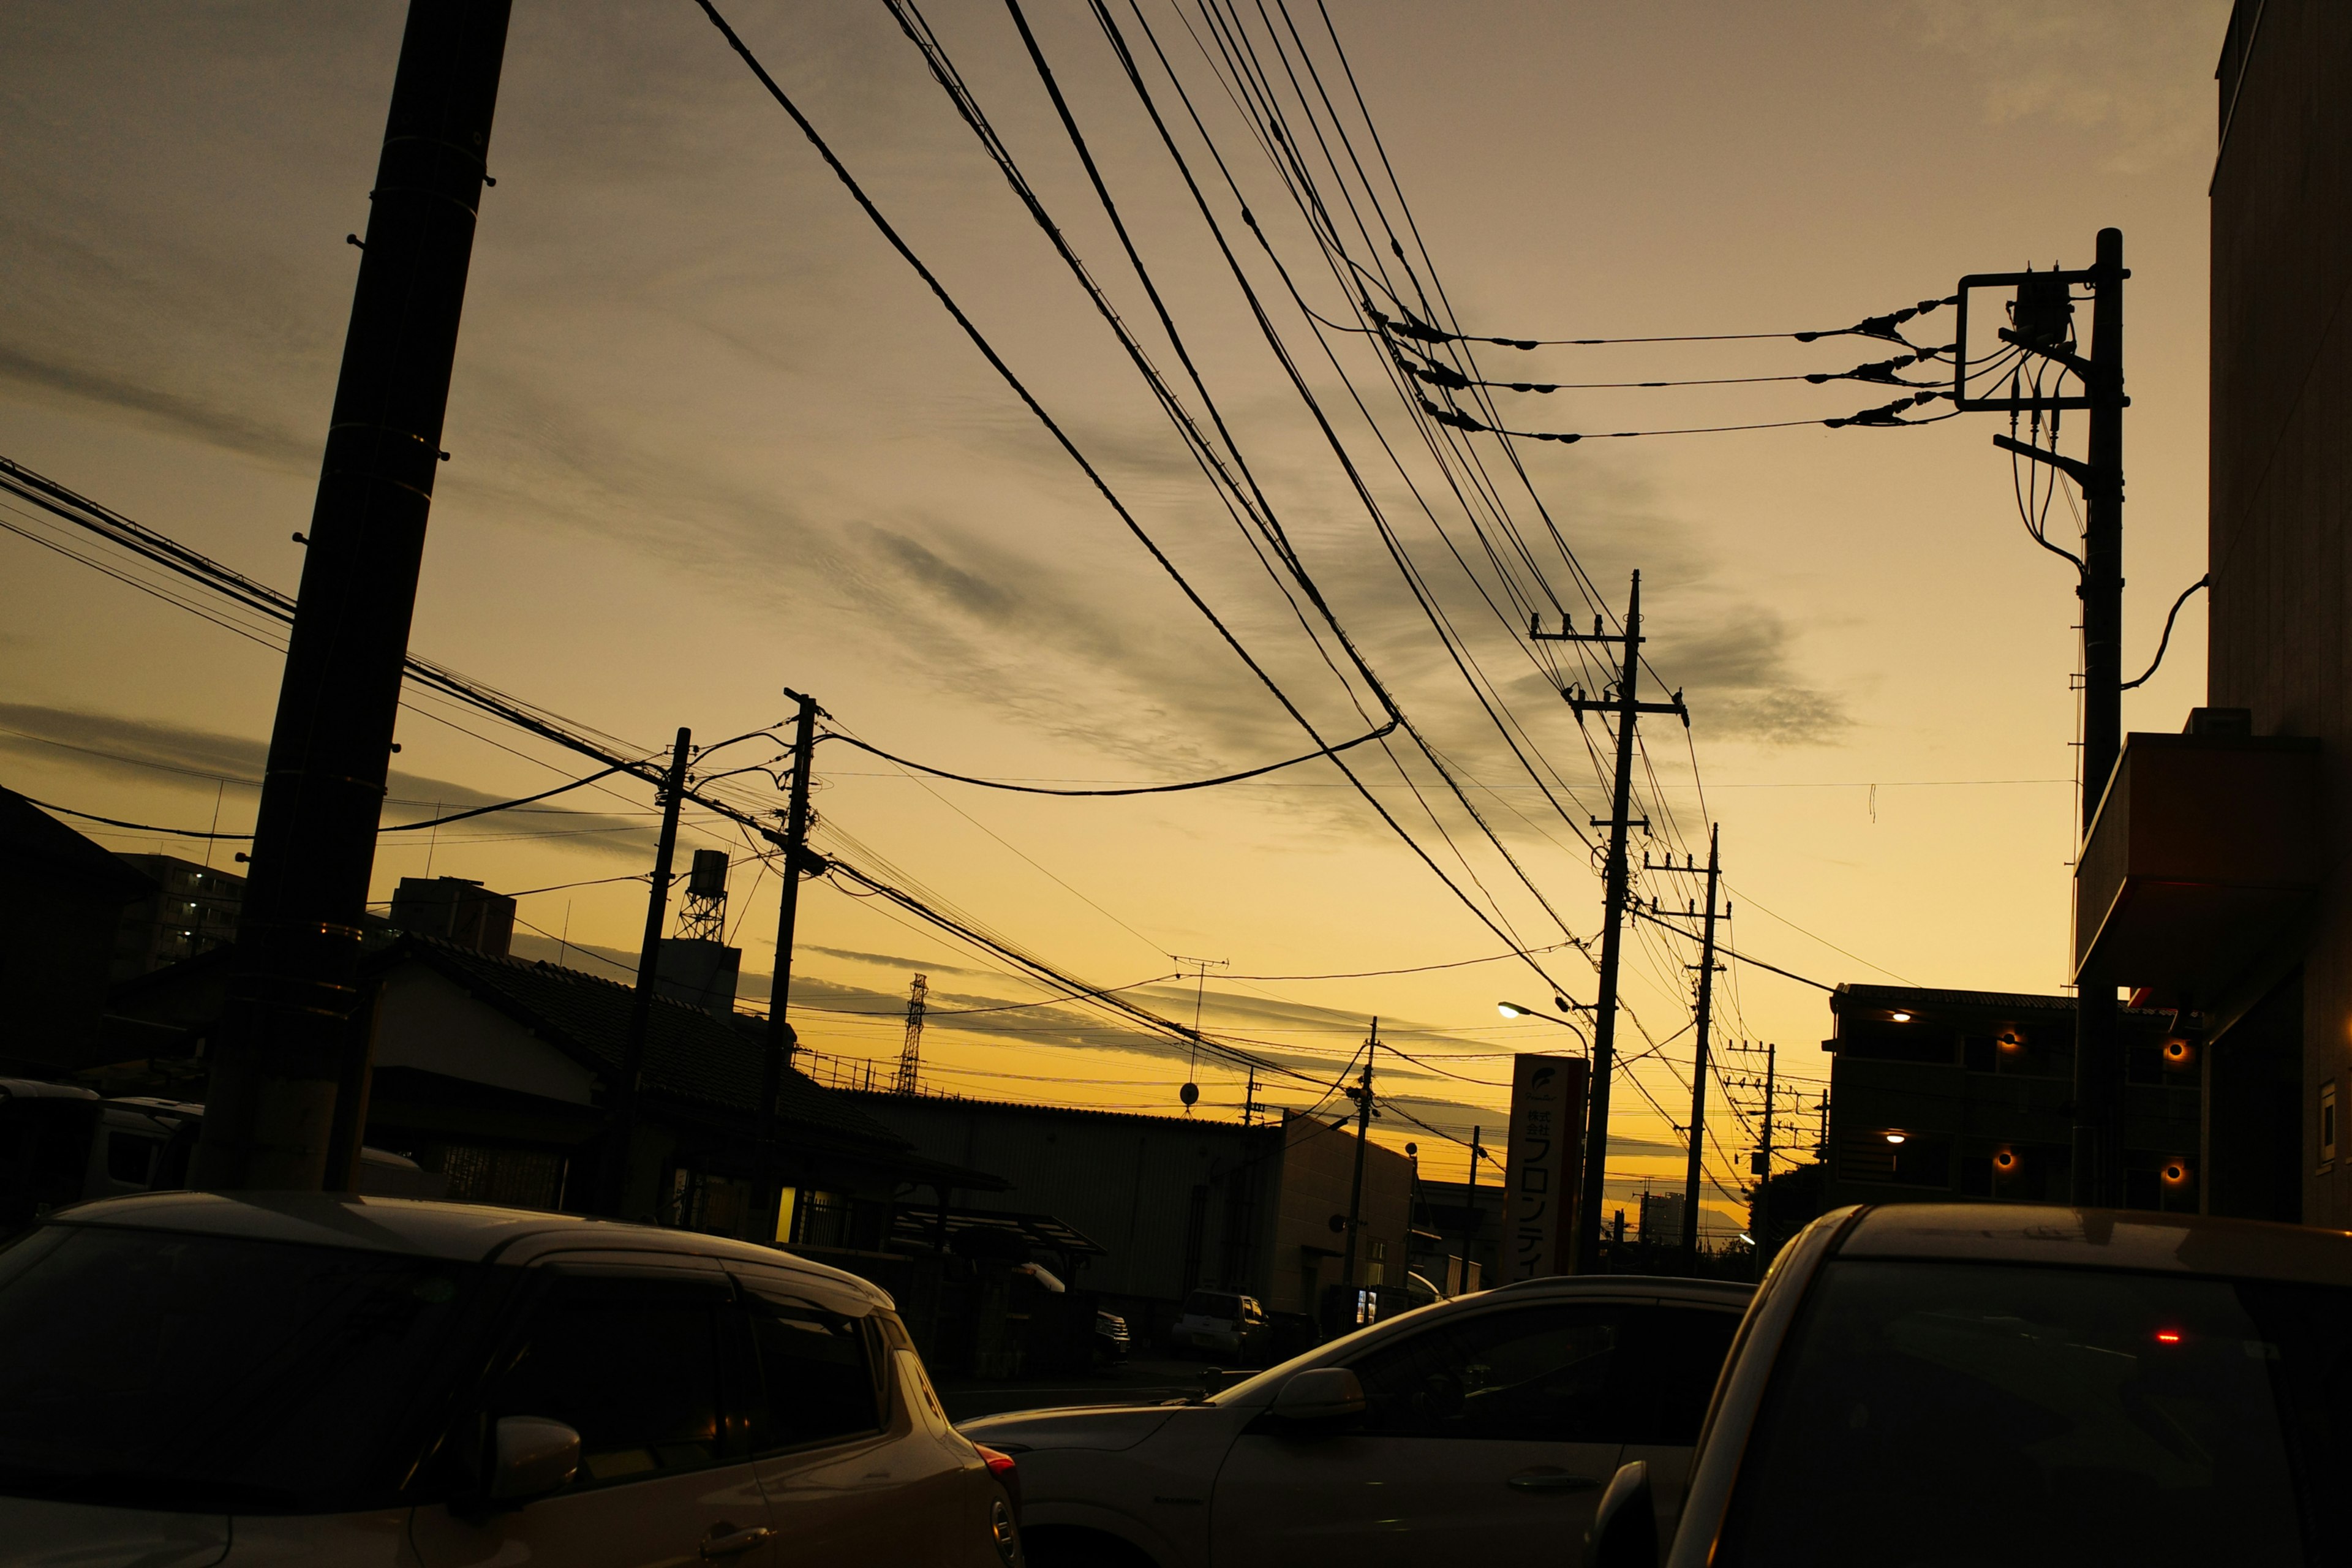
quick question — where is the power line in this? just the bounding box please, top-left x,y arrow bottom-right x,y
1361,296 -> 1958,352
13,792 -> 252,840
820,718 -> 1396,796
696,0 -> 1581,1000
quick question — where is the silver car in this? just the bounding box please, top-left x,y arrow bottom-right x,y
0,1191 -> 1022,1567
967,1274 -> 1749,1567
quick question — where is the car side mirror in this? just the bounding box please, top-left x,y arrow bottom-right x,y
489,1415 -> 581,1502
1270,1366 -> 1366,1423
1587,1460 -> 1658,1568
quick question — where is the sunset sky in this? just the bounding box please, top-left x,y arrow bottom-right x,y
1,1 -> 2231,1235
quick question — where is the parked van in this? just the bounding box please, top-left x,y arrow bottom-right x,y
0,1079 -> 439,1233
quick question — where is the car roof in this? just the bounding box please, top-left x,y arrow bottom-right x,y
1488,1273 -> 1754,1303
1836,1203 -> 2352,1288
46,1191 -> 891,1303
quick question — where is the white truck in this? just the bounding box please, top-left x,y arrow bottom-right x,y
0,1077 -> 440,1231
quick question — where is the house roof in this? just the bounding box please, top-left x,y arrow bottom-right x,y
0,786 -> 158,902
1832,982 -> 2196,1027
385,935 -> 911,1155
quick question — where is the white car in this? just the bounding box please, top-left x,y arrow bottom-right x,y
0,1191 -> 1022,1567
964,1275 -> 1749,1568
1167,1291 -> 1268,1360
1585,1203 -> 2352,1568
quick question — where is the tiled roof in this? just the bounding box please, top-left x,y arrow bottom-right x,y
390,936 -> 909,1153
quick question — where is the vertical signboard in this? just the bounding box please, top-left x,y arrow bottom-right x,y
1501,1053 -> 1589,1281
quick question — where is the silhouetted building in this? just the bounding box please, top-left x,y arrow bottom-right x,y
1638,1190 -> 1688,1244
389,876 -> 515,957
655,937 -> 741,1018
844,1091 -> 1410,1326
2082,2 -> 2352,1226
0,788 -> 156,1074
1823,985 -> 2201,1213
111,854 -> 243,981
1409,1174 -> 1502,1295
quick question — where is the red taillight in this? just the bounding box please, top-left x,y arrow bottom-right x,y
975,1443 -> 1022,1515
2155,1330 -> 2182,1344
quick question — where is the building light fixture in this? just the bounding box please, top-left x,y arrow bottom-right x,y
1883,1132 -> 1907,1145
1888,1011 -> 1913,1023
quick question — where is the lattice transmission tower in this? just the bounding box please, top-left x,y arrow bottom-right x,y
893,973 -> 928,1096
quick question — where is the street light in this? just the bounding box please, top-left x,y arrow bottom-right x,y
1498,1001 -> 1590,1047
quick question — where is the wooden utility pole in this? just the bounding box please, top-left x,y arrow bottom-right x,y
1678,826 -> 1724,1264
195,1 -> 511,1193
757,690 -> 820,1240
598,726 -> 692,1217
1537,573 -> 1687,1272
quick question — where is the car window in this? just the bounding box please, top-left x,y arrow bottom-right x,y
1615,1304 -> 1742,1446
0,1224 -> 484,1513
104,1132 -> 162,1186
1185,1291 -> 1241,1318
740,1286 -> 880,1452
1349,1302 -> 1624,1442
491,1275 -> 731,1488
1716,1261 -> 2352,1566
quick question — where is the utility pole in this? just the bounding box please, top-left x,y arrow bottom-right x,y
1753,1039 -> 1777,1283
1458,1125 -> 1482,1296
195,1 -> 512,1193
1955,228 -> 2127,1205
1172,954 -> 1227,1114
598,726 -> 692,1217
1646,824 -> 1724,1268
1340,1021 -> 1378,1302
1537,572 -> 1687,1272
1240,1062 -> 1268,1128
758,688 -> 821,1242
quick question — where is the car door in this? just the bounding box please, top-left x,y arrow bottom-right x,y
728,1265 -> 964,1564
1611,1300 -> 1746,1542
412,1257 -> 779,1568
1210,1298 -> 1631,1568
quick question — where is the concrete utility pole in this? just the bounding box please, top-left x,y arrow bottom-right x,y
599,726 -> 692,1217
2073,228 -> 2127,1209
1753,1040 -> 1777,1283
1458,1125 -> 1482,1295
1537,573 -> 1687,1272
1958,228 -> 2127,1205
1677,826 -> 1724,1264
757,690 -> 820,1238
1340,1021 -> 1378,1300
195,1 -> 511,1193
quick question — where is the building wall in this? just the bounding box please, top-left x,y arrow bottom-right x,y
111,856 -> 243,982
1823,989 -> 2201,1213
1266,1110 -> 1411,1316
2206,0 -> 2352,1226
1411,1176 -> 1504,1294
848,1096 -> 1412,1317
0,873 -> 126,1074
851,1095 -> 1283,1307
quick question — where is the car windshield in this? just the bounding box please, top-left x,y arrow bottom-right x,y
1183,1291 -> 1242,1318
1717,1259 -> 2352,1566
0,1223 -> 488,1513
